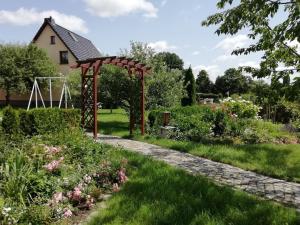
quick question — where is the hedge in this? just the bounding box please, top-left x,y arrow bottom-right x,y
2,107 -> 80,136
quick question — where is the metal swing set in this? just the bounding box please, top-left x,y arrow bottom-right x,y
27,77 -> 73,111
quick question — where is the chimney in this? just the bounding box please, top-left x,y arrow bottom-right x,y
45,17 -> 55,25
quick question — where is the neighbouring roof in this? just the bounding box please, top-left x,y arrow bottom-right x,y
33,17 -> 101,61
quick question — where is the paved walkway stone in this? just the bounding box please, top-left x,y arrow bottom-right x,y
95,134 -> 300,211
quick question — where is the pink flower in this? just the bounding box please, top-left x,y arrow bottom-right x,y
43,157 -> 64,172
45,146 -> 62,155
113,183 -> 120,192
43,160 -> 61,172
63,209 -> 72,218
118,168 -> 128,184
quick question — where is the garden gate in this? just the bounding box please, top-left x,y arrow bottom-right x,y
72,56 -> 151,139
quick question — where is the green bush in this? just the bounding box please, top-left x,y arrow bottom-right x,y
1,107 -> 80,136
148,105 -> 299,144
2,106 -> 19,135
221,97 -> 260,119
22,204 -> 52,224
149,106 -> 216,140
19,110 -> 36,136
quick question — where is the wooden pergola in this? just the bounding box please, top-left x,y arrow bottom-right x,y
72,56 -> 151,139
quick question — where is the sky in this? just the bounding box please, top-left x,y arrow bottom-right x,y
0,0 -> 296,81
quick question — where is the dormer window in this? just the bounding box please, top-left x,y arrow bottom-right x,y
50,36 -> 55,45
60,51 -> 69,64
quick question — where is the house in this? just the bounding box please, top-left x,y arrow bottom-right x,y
32,17 -> 101,75
0,17 -> 101,106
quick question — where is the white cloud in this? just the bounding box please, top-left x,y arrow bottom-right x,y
0,8 -> 88,34
192,51 -> 200,55
148,41 -> 177,52
215,34 -> 249,52
84,0 -> 158,18
193,65 -> 221,82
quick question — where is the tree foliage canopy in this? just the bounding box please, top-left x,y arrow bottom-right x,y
0,44 -> 57,104
202,0 -> 300,79
196,70 -> 214,93
182,66 -> 196,106
154,52 -> 184,71
215,68 -> 253,95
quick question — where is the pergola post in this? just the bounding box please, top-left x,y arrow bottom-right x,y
81,66 -> 89,128
128,68 -> 134,136
93,60 -> 101,139
140,70 -> 145,135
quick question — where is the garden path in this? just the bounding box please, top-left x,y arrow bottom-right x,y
94,134 -> 300,211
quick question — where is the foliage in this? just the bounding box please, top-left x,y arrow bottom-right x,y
146,69 -> 185,110
0,44 -> 57,105
181,66 -> 196,106
2,107 -> 80,136
148,104 -> 298,144
99,65 -> 129,110
0,129 -> 129,224
1,106 -> 19,135
99,41 -> 186,130
272,99 -> 300,126
154,51 -> 184,71
202,0 -> 300,79
215,68 -> 253,95
221,97 -> 261,119
195,69 -> 214,93
66,69 -> 81,107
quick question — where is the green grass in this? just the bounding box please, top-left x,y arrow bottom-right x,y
87,150 -> 299,225
98,109 -> 130,137
97,109 -> 300,182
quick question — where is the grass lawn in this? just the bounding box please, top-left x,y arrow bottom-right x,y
87,150 -> 299,225
98,109 -> 130,137
98,109 -> 300,183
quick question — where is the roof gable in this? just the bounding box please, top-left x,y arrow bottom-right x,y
33,17 -> 101,61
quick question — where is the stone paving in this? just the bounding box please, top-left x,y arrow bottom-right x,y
95,134 -> 300,211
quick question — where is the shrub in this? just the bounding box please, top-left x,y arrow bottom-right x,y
1,107 -> 80,136
22,204 -> 52,224
212,110 -> 228,136
19,109 -> 36,136
149,106 -> 216,140
2,106 -> 19,135
221,97 -> 260,119
148,105 -> 299,144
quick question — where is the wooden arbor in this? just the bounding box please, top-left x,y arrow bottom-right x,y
73,56 -> 151,139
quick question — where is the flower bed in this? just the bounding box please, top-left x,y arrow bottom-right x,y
0,129 -> 128,224
148,101 -> 300,144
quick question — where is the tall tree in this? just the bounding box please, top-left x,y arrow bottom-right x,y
154,52 -> 184,71
195,70 -> 214,93
0,44 -> 56,105
182,66 -> 196,106
202,0 -> 300,79
215,68 -> 251,95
